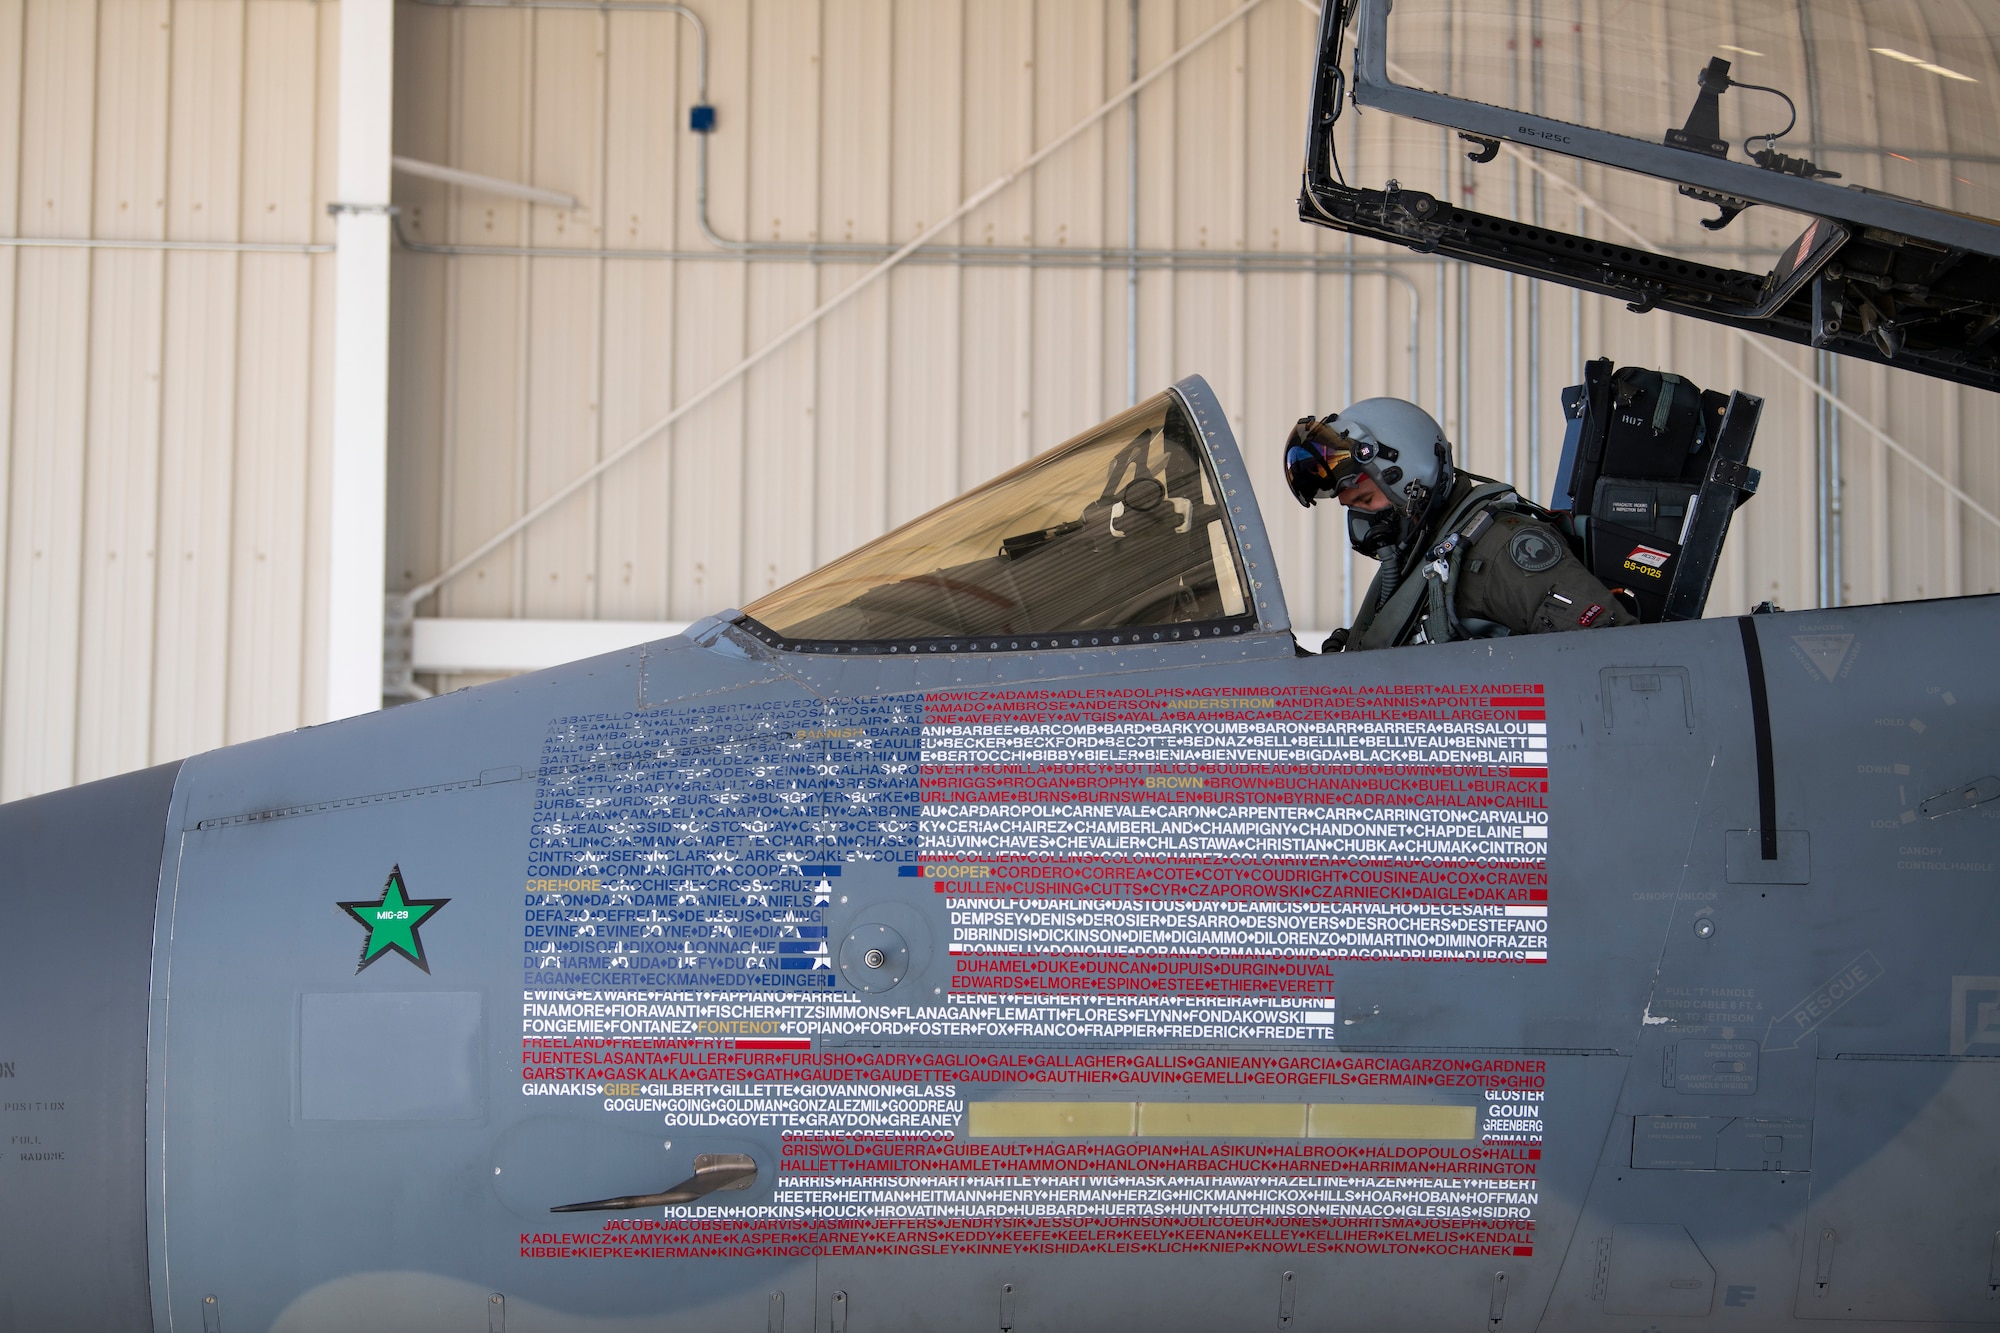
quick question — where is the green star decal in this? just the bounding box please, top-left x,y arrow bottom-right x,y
338,866 -> 450,973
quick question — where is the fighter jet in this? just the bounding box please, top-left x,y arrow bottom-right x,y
4,8 -> 1999,1333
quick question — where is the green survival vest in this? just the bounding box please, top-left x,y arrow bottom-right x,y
1344,479 -> 1518,651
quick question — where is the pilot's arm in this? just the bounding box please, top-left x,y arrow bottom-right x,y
1455,510 -> 1637,635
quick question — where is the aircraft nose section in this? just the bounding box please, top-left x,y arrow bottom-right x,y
0,761 -> 181,1332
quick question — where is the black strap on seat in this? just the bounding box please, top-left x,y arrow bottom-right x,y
1664,393 -> 1764,621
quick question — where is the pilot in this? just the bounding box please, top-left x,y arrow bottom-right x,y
1284,398 -> 1635,651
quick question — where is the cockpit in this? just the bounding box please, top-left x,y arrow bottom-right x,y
741,388 -> 1259,652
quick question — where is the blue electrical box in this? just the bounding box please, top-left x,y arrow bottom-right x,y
690,104 -> 716,133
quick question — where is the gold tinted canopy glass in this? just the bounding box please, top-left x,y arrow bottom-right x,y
744,392 -> 1250,644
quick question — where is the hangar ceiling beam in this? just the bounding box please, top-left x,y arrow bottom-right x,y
329,0 -> 397,718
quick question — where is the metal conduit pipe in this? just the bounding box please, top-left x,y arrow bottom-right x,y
1526,0 -> 1544,506
409,0 -> 1941,626
1567,0 -> 1583,510
1568,0 -> 1582,509
394,208 -> 1424,417
395,0 -> 1282,611
389,0 -> 1430,372
1504,0 -> 1518,489
1127,0 -> 1141,409
395,220 -> 1450,274
408,0 -> 1632,323
0,234 -> 1573,270
1816,348 -> 1832,607
1819,348 -> 1844,606
408,0 -> 707,94
406,0 -> 1781,276
400,2 -> 1444,280
1456,257 -> 1470,449
1435,133 -> 1448,428
0,236 -> 333,253
391,215 -> 1430,287
1798,0 -> 1847,607
1342,169 -> 1356,623
1828,352 -> 1842,604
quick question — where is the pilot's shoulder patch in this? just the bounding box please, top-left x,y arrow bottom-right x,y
1507,526 -> 1564,573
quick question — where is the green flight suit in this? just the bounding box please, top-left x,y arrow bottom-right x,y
1340,474 -> 1635,651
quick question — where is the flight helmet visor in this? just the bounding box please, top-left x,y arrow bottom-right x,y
1282,417 -> 1365,508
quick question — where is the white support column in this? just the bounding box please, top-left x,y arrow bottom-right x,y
326,0 -> 396,720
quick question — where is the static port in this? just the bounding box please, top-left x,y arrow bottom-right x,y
864,948 -> 887,969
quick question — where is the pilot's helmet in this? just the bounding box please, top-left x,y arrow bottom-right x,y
1284,397 -> 1454,520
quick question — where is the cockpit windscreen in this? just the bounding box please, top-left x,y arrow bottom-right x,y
743,392 -> 1251,645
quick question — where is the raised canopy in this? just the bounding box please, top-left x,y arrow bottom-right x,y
1302,0 -> 2000,390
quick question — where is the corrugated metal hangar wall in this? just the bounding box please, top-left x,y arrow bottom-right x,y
2,0 -> 1997,798
0,0 -> 338,800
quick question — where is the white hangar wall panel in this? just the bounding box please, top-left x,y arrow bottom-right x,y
2,0 -> 1995,796
389,0 -> 2000,685
0,0 -> 337,800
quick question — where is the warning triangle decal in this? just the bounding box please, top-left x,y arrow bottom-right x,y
1791,633 -> 1855,681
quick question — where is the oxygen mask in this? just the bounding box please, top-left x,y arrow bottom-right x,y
1346,504 -> 1405,559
